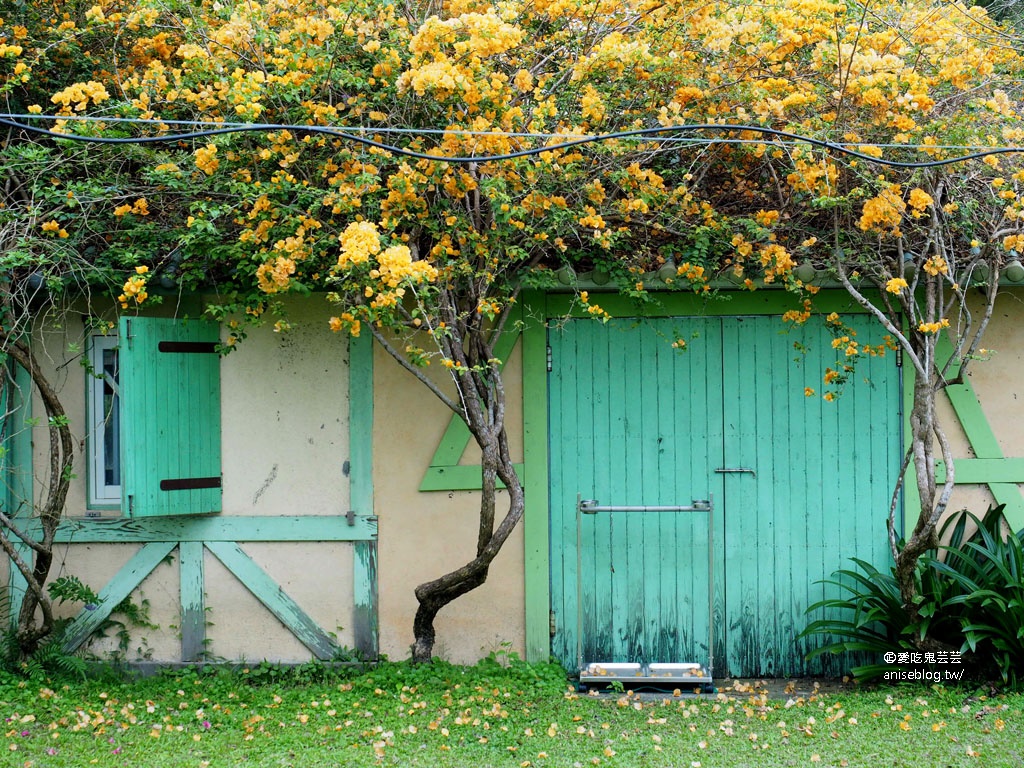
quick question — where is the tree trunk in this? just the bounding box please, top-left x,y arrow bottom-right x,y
892,346 -> 955,630
2,337 -> 73,655
411,432 -> 525,663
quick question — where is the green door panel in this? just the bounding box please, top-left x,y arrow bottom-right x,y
550,317 -> 724,668
119,316 -> 222,518
549,314 -> 900,677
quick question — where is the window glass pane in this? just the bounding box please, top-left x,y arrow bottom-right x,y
102,348 -> 120,487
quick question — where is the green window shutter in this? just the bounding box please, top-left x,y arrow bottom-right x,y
119,317 -> 222,518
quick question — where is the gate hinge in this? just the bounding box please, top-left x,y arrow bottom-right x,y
549,610 -> 556,637
546,345 -> 552,373
896,347 -> 903,368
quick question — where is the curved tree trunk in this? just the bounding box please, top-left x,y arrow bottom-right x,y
411,433 -> 525,663
2,337 -> 74,655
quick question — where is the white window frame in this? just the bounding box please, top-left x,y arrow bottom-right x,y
87,335 -> 121,508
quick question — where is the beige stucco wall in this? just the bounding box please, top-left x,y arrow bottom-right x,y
12,286 -> 1024,665
23,297 -> 357,662
935,288 -> 1024,522
373,337 -> 527,663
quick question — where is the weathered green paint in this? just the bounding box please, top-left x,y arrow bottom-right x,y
352,541 -> 378,657
718,316 -> 899,676
419,309 -> 523,491
349,333 -> 379,658
119,317 -> 222,518
178,541 -> 205,662
62,541 -> 176,653
205,541 -> 339,660
547,314 -> 901,677
53,515 -> 377,544
549,317 -> 720,669
521,292 -> 551,663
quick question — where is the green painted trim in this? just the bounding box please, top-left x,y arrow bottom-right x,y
935,335 -> 998,456
418,309 -> 524,491
942,387 -> 1003,459
62,542 -> 176,653
53,515 -> 378,544
420,464 -> 524,491
353,541 -> 378,658
543,289 -> 877,319
205,541 -> 340,660
987,483 -> 1024,527
349,333 -> 378,658
349,334 -> 374,518
932,335 -> 1024,530
935,458 -> 1024,484
521,291 -> 551,664
178,541 -> 205,662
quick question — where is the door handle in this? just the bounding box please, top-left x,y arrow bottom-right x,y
715,467 -> 756,478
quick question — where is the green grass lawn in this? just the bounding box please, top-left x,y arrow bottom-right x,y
1,660 -> 1021,767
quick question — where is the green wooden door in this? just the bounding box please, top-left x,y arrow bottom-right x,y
549,314 -> 900,677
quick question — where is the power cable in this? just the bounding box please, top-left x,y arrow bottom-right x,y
1,114 -> 1021,170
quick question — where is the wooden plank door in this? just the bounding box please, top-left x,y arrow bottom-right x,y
720,315 -> 899,676
549,313 -> 900,677
549,317 -> 725,669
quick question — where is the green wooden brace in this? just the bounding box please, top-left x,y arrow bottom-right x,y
205,541 -> 340,660
62,542 -> 176,653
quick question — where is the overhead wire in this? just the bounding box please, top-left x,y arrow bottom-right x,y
1,113 -> 1021,170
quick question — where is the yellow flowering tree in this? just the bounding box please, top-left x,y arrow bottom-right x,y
0,1 -> 196,653
5,0 -> 1024,658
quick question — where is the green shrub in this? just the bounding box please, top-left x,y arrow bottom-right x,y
802,504 -> 1024,687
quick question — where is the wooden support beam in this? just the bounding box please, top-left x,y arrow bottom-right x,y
206,541 -> 339,660
522,292 -> 551,664
349,333 -> 378,658
62,542 -> 176,653
53,515 -> 377,544
178,541 -> 205,662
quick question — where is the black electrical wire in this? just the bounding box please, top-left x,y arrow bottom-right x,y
0,114 -> 1020,170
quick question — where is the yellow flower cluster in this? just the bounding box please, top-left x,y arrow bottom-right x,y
918,318 -> 950,335
399,11 -> 522,102
782,300 -> 813,325
759,244 -> 795,282
118,266 -> 149,309
373,244 -> 439,288
1003,234 -> 1024,252
195,144 -> 219,176
51,80 -> 110,112
578,207 -> 606,230
923,256 -> 948,276
40,220 -> 68,238
114,198 -> 151,217
907,188 -> 933,217
255,256 -> 297,294
859,185 -> 905,235
885,277 -> 909,294
337,221 -> 382,268
328,312 -> 361,338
